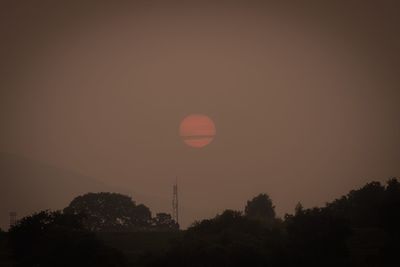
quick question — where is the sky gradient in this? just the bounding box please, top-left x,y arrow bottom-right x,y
1,1 -> 400,228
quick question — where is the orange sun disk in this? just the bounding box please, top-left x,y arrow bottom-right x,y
179,114 -> 216,148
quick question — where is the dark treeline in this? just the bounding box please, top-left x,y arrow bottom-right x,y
1,178 -> 399,267
64,192 -> 179,231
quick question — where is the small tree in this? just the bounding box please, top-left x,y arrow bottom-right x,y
245,193 -> 276,224
295,202 -> 304,215
152,213 -> 179,230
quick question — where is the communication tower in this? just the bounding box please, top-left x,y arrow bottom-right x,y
172,178 -> 179,226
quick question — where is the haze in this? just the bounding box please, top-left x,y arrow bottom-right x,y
1,1 -> 400,229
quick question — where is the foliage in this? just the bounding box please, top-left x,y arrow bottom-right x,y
64,192 -> 152,231
325,178 -> 400,265
4,178 -> 400,267
285,207 -> 352,266
152,179 -> 400,267
245,193 -> 276,224
98,231 -> 183,266
8,210 -> 127,267
152,213 -> 179,230
152,210 -> 286,267
64,192 -> 178,232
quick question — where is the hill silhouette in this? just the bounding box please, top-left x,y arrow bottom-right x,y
0,152 -> 113,230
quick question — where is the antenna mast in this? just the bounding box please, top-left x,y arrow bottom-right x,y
172,177 -> 179,226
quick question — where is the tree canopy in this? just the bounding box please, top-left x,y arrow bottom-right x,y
3,178 -> 399,267
244,193 -> 276,224
64,192 -> 151,232
153,179 -> 400,267
154,210 -> 285,267
63,192 -> 178,232
8,210 -> 127,267
152,213 -> 179,230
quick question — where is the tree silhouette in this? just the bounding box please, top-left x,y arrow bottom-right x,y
381,178 -> 400,231
154,210 -> 285,267
152,213 -> 179,230
3,178 -> 400,267
294,202 -> 304,215
285,207 -> 352,266
245,193 -> 276,224
64,192 -> 151,232
8,210 -> 127,267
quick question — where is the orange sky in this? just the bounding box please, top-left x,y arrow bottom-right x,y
1,1 -> 400,228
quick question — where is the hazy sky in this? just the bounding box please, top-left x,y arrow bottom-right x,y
1,1 -> 400,228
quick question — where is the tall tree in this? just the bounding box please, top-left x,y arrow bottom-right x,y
245,193 -> 276,224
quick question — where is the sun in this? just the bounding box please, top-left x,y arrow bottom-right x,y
179,114 -> 216,148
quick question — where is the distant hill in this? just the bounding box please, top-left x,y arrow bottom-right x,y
0,152 -> 113,230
